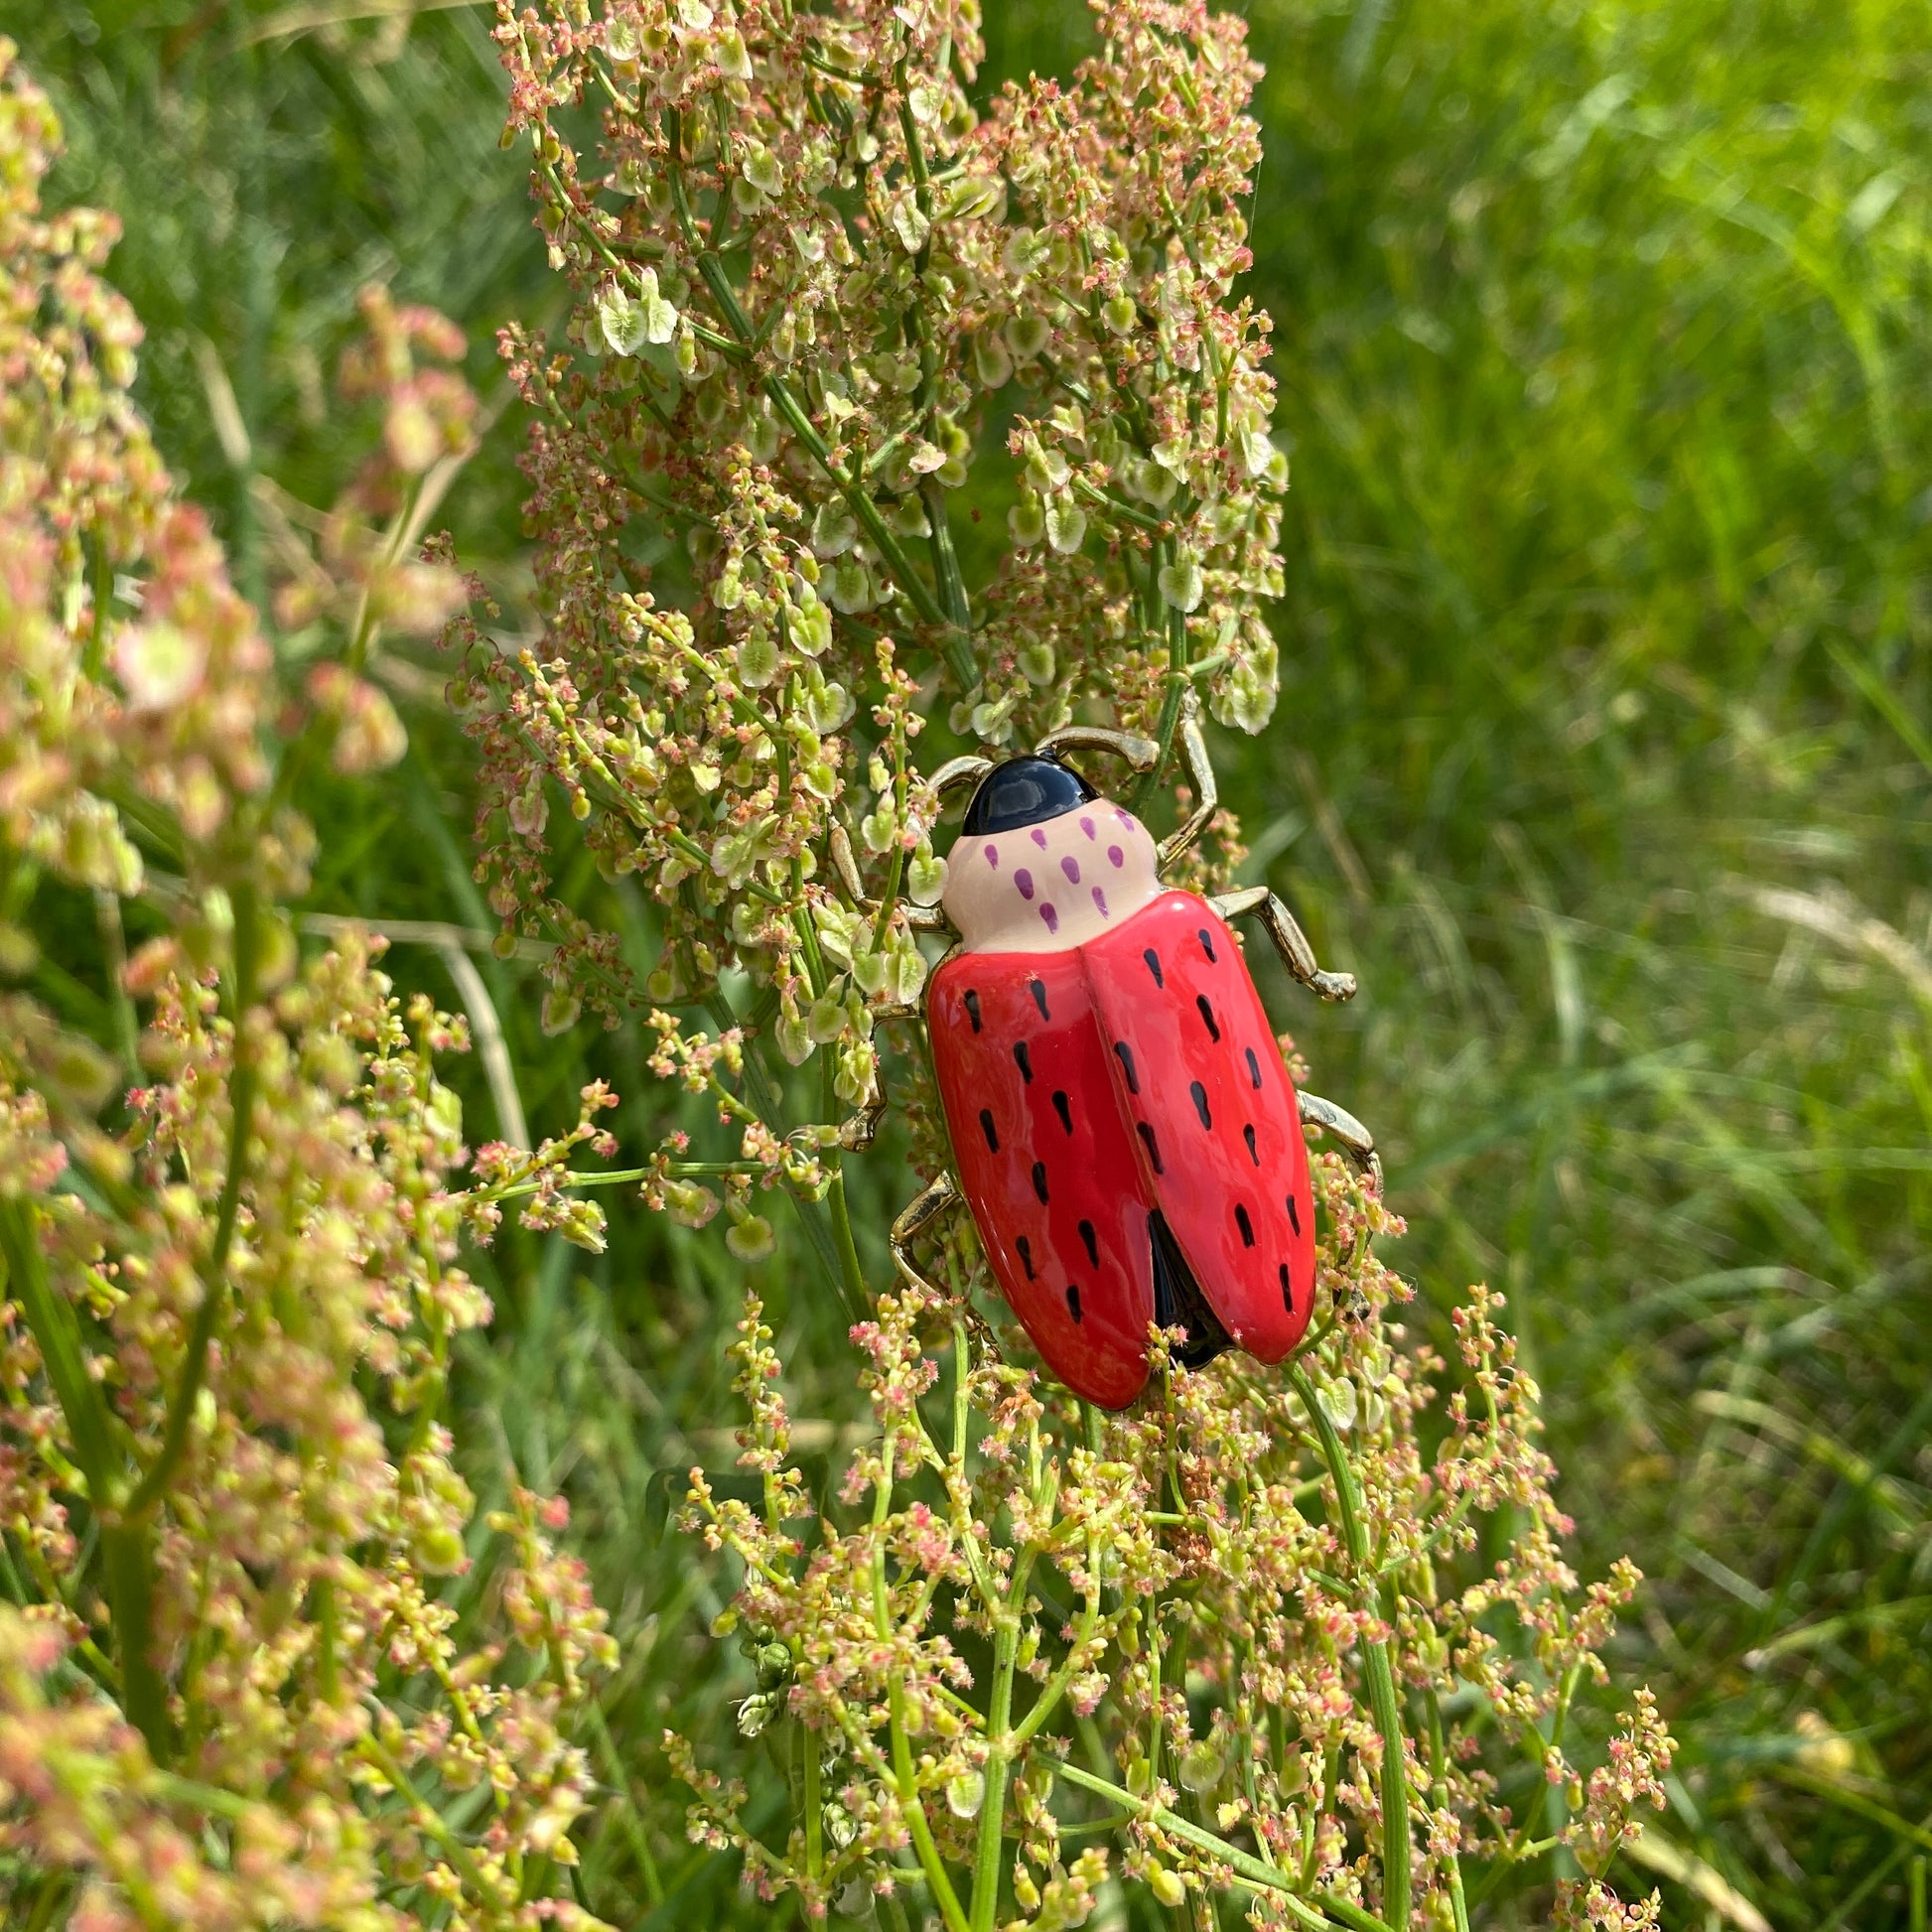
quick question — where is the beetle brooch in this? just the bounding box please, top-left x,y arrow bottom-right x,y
832,693 -> 1379,1412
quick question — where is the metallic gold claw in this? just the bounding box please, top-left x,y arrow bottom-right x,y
1206,886 -> 1358,1004
890,1172 -> 960,1297
834,1000 -> 921,1151
1296,1091 -> 1382,1192
891,1173 -> 998,1356
830,821 -> 952,932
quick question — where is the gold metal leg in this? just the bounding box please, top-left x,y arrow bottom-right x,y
890,1173 -> 960,1297
927,753 -> 995,803
1157,689 -> 1217,869
829,825 -> 951,931
1034,723 -> 1160,772
835,1001 -> 919,1150
1297,1090 -> 1382,1193
1207,885 -> 1358,1003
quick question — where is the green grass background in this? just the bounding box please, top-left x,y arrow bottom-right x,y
12,0 -> 1932,1922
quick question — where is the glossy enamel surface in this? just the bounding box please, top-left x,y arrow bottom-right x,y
939,791 -> 1164,955
929,890 -> 1317,1409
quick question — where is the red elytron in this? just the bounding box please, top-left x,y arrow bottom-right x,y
923,755 -> 1329,1411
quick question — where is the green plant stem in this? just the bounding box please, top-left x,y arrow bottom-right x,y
660,114 -> 976,691
1424,1689 -> 1470,1932
98,1517 -> 164,1753
1774,1765 -> 1932,1854
359,1731 -> 505,1905
0,1205 -> 125,1497
93,889 -> 140,1079
1073,474 -> 1167,531
888,1684 -> 968,1932
868,721 -> 911,951
22,1873 -> 70,1932
1148,1607 -> 1167,1788
892,65 -> 973,644
0,1202 -> 169,1762
763,371 -> 974,688
918,474 -> 972,633
491,1160 -> 768,1202
1055,1764 -> 1389,1932
1132,564 -> 1192,816
826,1163 -> 868,1313
968,1612 -> 1020,1932
127,882 -> 261,1521
705,990 -> 850,1309
867,1418 -> 969,1932
803,1725 -> 824,1883
1290,1365 -> 1412,1932
1006,1606 -> 1101,1751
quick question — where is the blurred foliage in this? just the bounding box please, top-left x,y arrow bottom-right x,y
13,0 -> 1932,1922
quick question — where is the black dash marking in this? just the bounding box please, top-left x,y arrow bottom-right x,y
1137,1121 -> 1165,1174
1285,1192 -> 1302,1237
1078,1218 -> 1099,1267
1051,1090 -> 1073,1135
1198,926 -> 1217,963
1143,947 -> 1164,988
1113,1040 -> 1140,1094
1243,1123 -> 1259,1166
1195,994 -> 1220,1041
979,1108 -> 999,1152
1279,1262 -> 1293,1310
963,988 -> 983,1033
1013,1040 -> 1034,1083
1029,977 -> 1050,1022
1235,1202 -> 1256,1247
1032,1161 -> 1049,1203
1190,1080 -> 1211,1129
1245,1046 -> 1263,1089
1017,1235 -> 1035,1281
1065,1284 -> 1083,1323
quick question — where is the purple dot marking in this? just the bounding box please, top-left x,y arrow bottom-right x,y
1079,815 -> 1096,839
1032,827 -> 1049,848
1116,809 -> 1133,827
984,843 -> 1000,869
1015,868 -> 1035,900
1108,845 -> 1125,868
1040,902 -> 1059,933
1061,856 -> 1081,884
1092,887 -> 1110,917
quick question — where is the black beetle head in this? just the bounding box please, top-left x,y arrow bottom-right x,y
960,756 -> 1097,836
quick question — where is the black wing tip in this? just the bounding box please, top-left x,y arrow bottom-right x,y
1149,1208 -> 1232,1370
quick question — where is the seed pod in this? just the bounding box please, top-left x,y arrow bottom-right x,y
1178,1738 -> 1225,1794
1147,1862 -> 1186,1907
945,1768 -> 985,1818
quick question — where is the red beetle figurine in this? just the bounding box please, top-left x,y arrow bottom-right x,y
835,695 -> 1378,1412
